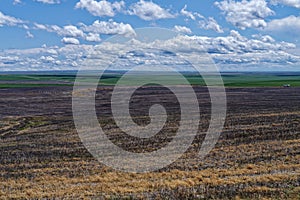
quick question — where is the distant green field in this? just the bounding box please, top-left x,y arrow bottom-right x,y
0,83 -> 73,88
0,73 -> 300,88
0,74 -> 76,82
221,74 -> 300,87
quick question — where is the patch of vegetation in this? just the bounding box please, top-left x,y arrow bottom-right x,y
18,118 -> 47,131
0,83 -> 72,88
1,73 -> 300,87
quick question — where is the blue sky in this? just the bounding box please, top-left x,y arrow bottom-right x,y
0,0 -> 300,71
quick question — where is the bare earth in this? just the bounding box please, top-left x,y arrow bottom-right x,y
0,86 -> 300,199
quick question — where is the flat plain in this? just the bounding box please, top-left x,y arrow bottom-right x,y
0,73 -> 300,199
1,72 -> 300,87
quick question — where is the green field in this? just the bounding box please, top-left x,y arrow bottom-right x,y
0,72 -> 300,88
0,83 -> 73,88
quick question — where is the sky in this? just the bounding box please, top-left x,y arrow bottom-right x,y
0,0 -> 300,71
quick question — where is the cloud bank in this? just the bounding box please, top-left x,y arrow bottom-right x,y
1,31 -> 298,71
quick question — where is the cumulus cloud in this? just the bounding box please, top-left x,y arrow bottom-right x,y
0,45 -> 97,71
153,30 -> 295,55
40,55 -> 55,62
128,0 -> 174,21
143,32 -> 298,70
252,34 -> 275,43
61,37 -> 80,45
85,33 -> 101,42
266,15 -> 300,33
34,23 -> 63,35
75,0 -> 125,17
215,0 -> 274,29
87,32 -> 299,70
180,5 -> 203,20
80,20 -> 136,37
199,17 -> 224,33
173,25 -> 192,34
270,0 -> 300,8
0,11 -> 24,27
34,20 -> 136,44
179,5 -> 222,33
2,30 -> 299,71
63,25 -> 85,38
34,0 -> 60,4
0,55 -> 19,65
34,23 -> 84,37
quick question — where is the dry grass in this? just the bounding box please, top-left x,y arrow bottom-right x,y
1,116 -> 299,199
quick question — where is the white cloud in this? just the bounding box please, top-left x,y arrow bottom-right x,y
173,25 -> 192,34
85,33 -> 101,42
266,15 -> 300,33
34,20 -> 136,43
34,23 -> 81,36
180,5 -> 202,20
0,46 -> 63,70
75,0 -> 125,17
40,55 -> 55,62
13,0 -> 22,5
22,24 -> 29,29
81,20 -> 136,37
33,23 -> 47,30
0,11 -> 24,27
252,34 -> 275,43
154,30 -> 295,55
1,30 -> 299,71
270,0 -> 300,8
215,0 -> 274,29
34,23 -> 85,39
136,30 -> 298,68
34,0 -> 60,4
179,5 -> 222,33
129,0 -> 174,21
61,37 -> 80,45
91,33 -> 299,70
26,31 -> 34,38
63,25 -> 85,38
199,17 -> 224,33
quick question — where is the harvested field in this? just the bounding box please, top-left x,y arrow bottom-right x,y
0,86 -> 300,199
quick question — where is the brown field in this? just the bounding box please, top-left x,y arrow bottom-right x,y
0,86 -> 300,199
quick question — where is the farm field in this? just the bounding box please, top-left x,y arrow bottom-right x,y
2,0 -> 300,199
0,79 -> 300,199
1,71 -> 300,87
